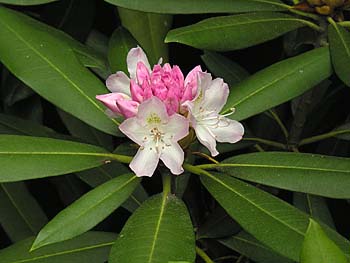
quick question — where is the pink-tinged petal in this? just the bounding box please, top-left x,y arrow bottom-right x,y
106,72 -> 130,95
130,147 -> 159,177
182,65 -> 203,102
160,142 -> 184,175
130,79 -> 144,103
96,93 -> 124,113
119,117 -> 146,145
116,99 -> 139,118
127,47 -> 151,79
171,65 -> 184,87
163,113 -> 189,141
202,78 -> 229,112
137,97 -> 169,125
184,65 -> 202,87
195,124 -> 219,157
212,118 -> 244,143
136,62 -> 151,85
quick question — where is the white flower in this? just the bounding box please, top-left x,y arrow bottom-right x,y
183,72 -> 244,156
119,97 -> 189,177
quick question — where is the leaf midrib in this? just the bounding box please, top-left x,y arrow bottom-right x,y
332,23 -> 350,60
0,18 -> 118,126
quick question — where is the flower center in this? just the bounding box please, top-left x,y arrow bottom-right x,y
150,127 -> 167,153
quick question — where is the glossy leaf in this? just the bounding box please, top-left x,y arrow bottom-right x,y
222,47 -> 332,120
32,173 -> 140,249
328,22 -> 350,87
0,7 -> 119,135
201,51 -> 249,87
104,0 -> 289,14
109,194 -> 195,263
0,0 -> 57,5
220,231 -> 293,263
166,13 -> 316,51
108,27 -> 138,73
0,182 -> 48,242
300,219 -> 348,263
118,7 -> 172,64
219,152 -> 350,198
0,135 -> 110,182
0,232 -> 116,263
200,172 -> 350,261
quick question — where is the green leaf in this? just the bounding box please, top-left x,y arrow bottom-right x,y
200,171 -> 350,261
294,193 -> 335,229
118,7 -> 172,64
0,182 -> 48,242
222,47 -> 332,121
0,231 -> 116,263
108,27 -> 138,73
0,0 -> 57,5
0,135 -> 110,182
32,173 -> 140,249
201,51 -> 249,87
165,13 -> 317,51
219,152 -> 350,198
0,6 -> 119,135
328,21 -> 350,87
109,194 -> 195,263
220,231 -> 293,263
300,219 -> 348,263
104,0 -> 289,14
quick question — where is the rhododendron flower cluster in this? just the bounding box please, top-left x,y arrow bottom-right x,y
97,47 -> 244,177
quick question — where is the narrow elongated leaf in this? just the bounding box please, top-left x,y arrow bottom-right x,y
0,0 -> 57,5
220,231 -> 293,263
166,13 -> 316,51
118,8 -> 172,64
104,0 -> 289,14
108,27 -> 138,73
0,232 -> 116,263
328,22 -> 350,87
301,219 -> 348,263
201,51 -> 249,87
0,182 -> 48,242
222,47 -> 332,120
200,172 -> 350,261
0,7 -> 119,135
109,194 -> 195,263
219,152 -> 350,198
32,174 -> 140,249
294,193 -> 335,228
0,135 -> 110,182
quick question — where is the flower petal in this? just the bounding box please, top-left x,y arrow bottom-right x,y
202,78 -> 229,113
96,93 -> 124,113
137,97 -> 169,125
182,65 -> 203,102
127,47 -> 151,79
106,72 -> 130,95
130,146 -> 159,177
212,118 -> 244,143
160,142 -> 184,175
119,117 -> 146,146
163,113 -> 189,141
195,124 -> 219,156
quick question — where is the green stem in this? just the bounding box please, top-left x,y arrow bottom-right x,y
243,137 -> 287,150
268,109 -> 289,140
196,246 -> 215,263
338,21 -> 350,28
105,153 -> 133,164
300,129 -> 350,145
162,172 -> 172,196
288,7 -> 320,21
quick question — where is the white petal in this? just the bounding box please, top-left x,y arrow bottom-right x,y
137,97 -> 169,125
195,124 -> 219,156
202,78 -> 229,112
127,47 -> 151,79
212,118 -> 244,143
130,147 -> 159,177
119,117 -> 147,146
106,72 -> 131,95
160,142 -> 184,175
163,113 -> 189,141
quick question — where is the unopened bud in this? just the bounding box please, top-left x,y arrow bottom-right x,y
315,5 -> 333,14
322,0 -> 345,7
307,0 -> 324,5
